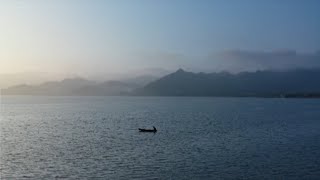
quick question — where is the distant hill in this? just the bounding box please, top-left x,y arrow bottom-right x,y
3,69 -> 320,97
135,68 -> 320,97
0,72 -> 68,89
74,81 -> 139,96
2,78 -> 139,96
121,75 -> 159,86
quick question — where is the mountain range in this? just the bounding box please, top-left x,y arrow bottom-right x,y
2,78 -> 139,96
135,68 -> 320,97
2,68 -> 320,97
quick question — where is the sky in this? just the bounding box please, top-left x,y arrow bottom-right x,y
1,0 -> 320,83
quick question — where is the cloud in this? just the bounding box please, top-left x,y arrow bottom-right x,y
206,50 -> 320,73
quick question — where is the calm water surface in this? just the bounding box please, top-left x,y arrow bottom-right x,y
1,96 -> 320,179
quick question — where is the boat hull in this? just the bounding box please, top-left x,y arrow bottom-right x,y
138,128 -> 157,132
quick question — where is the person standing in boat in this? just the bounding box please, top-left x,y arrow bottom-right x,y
153,126 -> 157,132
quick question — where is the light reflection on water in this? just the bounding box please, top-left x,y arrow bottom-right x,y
1,96 -> 320,179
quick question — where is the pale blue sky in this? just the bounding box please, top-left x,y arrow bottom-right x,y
1,0 -> 320,75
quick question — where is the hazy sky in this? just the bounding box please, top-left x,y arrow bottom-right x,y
1,0 -> 320,76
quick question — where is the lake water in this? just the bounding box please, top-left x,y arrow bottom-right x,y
1,96 -> 320,179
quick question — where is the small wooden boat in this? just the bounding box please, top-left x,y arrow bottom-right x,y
139,126 -> 157,132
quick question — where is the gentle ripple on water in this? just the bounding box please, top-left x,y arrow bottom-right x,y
1,96 -> 320,179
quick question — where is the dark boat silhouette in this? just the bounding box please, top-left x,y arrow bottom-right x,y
139,126 -> 157,132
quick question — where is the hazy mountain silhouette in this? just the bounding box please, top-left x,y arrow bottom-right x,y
74,81 -> 139,96
2,78 -> 139,96
122,75 -> 159,86
3,69 -> 320,97
136,68 -> 320,97
0,72 -> 68,89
